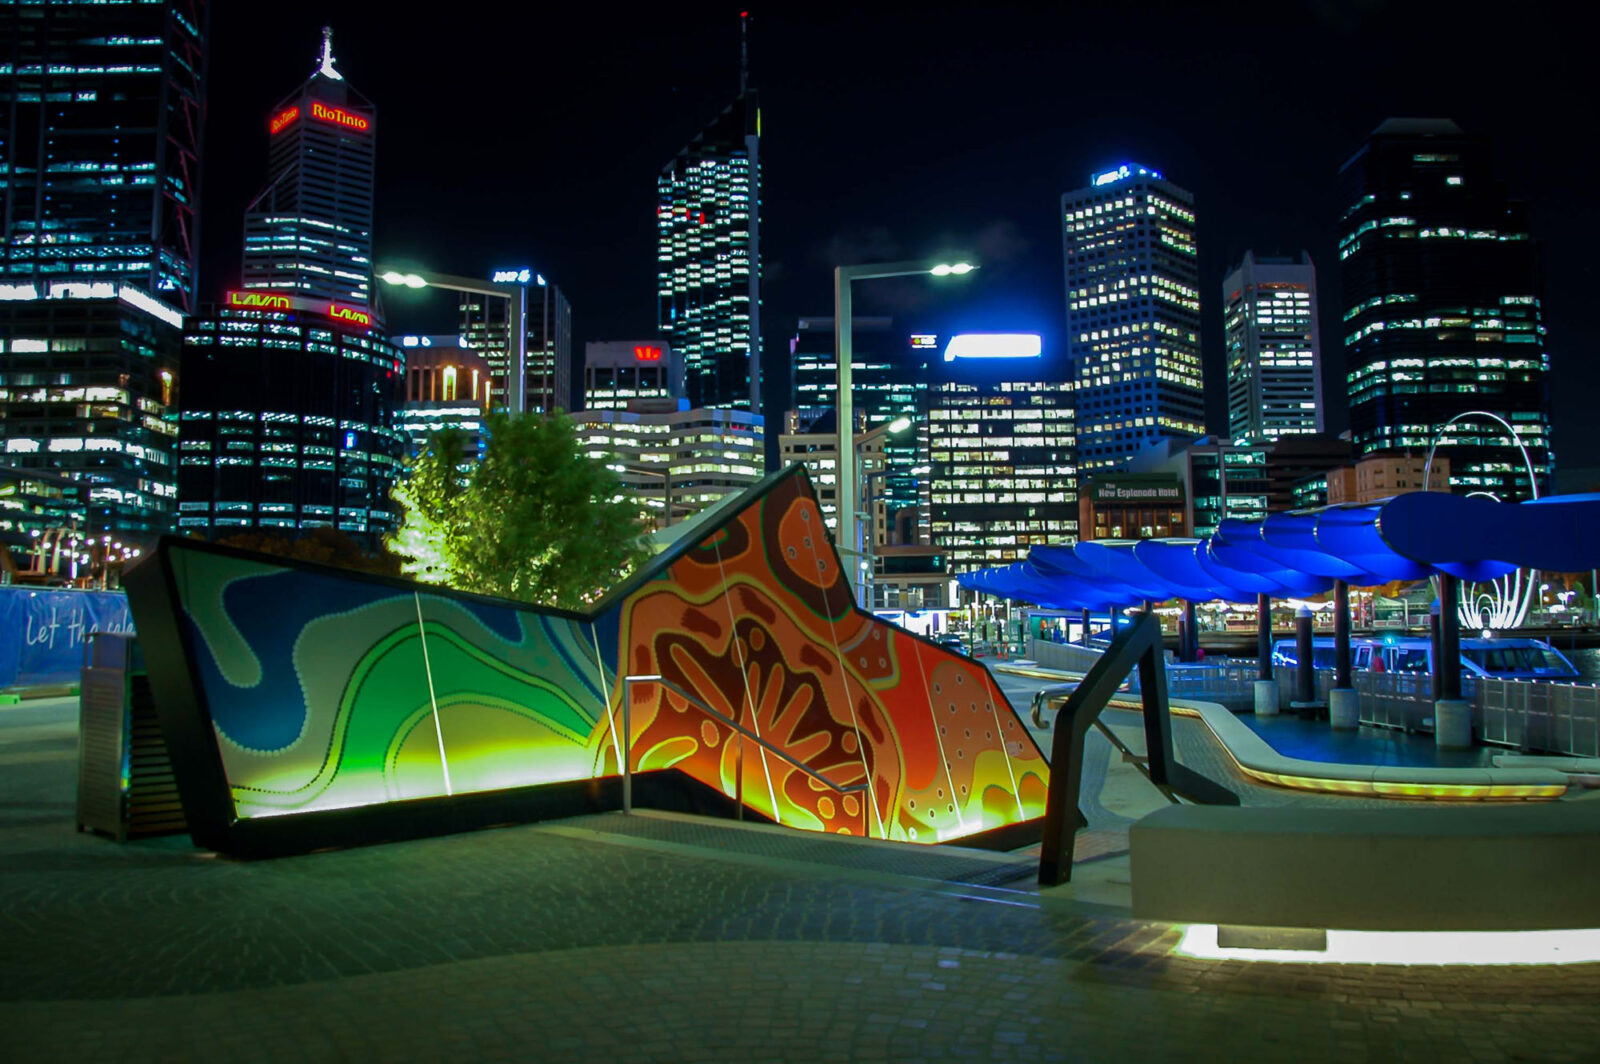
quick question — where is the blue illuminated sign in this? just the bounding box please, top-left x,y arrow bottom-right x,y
492,268 -> 533,284
1091,163 -> 1163,187
943,334 -> 1043,361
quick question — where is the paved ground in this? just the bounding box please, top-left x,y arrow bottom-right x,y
4,694 -> 1599,1062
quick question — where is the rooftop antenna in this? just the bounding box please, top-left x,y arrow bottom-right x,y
739,11 -> 749,95
317,25 -> 343,81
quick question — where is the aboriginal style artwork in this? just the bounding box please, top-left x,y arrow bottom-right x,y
126,469 -> 1048,851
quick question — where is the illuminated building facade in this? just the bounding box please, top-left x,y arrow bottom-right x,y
1,1 -> 207,311
788,317 -> 928,517
1127,432 -> 1353,537
920,336 -> 1077,576
0,465 -> 88,578
1078,474 -> 1187,542
571,407 -> 762,531
1062,164 -> 1203,473
396,335 -> 489,459
1340,118 -> 1552,499
1224,251 -> 1323,440
177,31 -> 403,547
460,275 -> 572,414
177,302 -> 404,540
657,91 -> 761,411
0,2 -> 206,539
241,29 -> 375,310
583,340 -> 682,411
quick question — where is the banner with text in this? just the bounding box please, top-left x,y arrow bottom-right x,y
0,587 -> 134,689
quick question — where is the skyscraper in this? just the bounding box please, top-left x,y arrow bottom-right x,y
656,20 -> 760,411
920,334 -> 1077,576
241,28 -> 375,310
0,1 -> 207,539
788,317 -> 927,517
459,277 -> 572,413
1223,251 -> 1323,441
1340,119 -> 1552,499
1,1 -> 207,309
1062,164 -> 1203,473
177,29 -> 404,546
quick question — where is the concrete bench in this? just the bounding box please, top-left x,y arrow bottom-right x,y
1130,800 -> 1600,931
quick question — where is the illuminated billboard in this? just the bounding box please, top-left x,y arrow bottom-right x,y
942,334 -> 1043,361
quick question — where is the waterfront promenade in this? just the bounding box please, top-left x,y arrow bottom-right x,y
4,694 -> 1598,1062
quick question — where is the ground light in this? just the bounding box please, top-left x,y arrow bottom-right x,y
1176,924 -> 1600,965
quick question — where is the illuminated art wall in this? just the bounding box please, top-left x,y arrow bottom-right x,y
145,469 -> 1046,845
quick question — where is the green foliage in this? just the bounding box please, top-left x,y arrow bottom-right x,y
387,412 -> 651,610
214,526 -> 401,576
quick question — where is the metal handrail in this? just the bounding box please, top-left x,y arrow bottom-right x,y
620,673 -> 870,815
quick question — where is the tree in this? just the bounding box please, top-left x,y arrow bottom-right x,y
388,411 -> 651,610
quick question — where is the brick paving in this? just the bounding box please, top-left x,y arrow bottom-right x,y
4,696 -> 1599,1062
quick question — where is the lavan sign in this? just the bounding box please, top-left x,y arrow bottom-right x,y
0,587 -> 134,688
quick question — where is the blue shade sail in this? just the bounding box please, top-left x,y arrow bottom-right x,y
956,493 -> 1600,612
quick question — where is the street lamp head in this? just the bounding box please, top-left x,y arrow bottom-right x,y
381,271 -> 428,289
885,415 -> 913,436
929,262 -> 976,277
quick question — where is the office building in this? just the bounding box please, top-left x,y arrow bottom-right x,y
242,29 -> 375,310
1327,453 -> 1451,505
657,86 -> 761,411
584,340 -> 682,411
1223,251 -> 1323,440
920,334 -> 1076,578
1340,118 -> 1552,499
178,301 -> 403,539
1,1 -> 207,311
0,2 -> 207,539
177,30 -> 404,546
1062,164 -> 1203,473
396,335 -> 490,459
572,407 -> 762,531
1124,432 -> 1354,538
789,317 -> 929,518
460,276 -> 572,414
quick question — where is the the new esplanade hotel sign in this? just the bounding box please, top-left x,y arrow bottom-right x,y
1090,475 -> 1185,504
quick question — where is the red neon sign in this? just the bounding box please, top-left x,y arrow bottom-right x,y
634,345 -> 663,362
311,100 -> 370,132
269,106 -> 300,134
328,303 -> 371,328
227,290 -> 291,310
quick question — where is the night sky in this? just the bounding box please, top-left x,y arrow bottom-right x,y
201,2 -> 1598,468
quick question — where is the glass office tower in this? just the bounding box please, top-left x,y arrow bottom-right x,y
1223,251 -> 1322,441
1340,118 -> 1552,499
657,92 -> 761,411
920,336 -> 1077,575
177,29 -> 403,547
1062,164 -> 1204,474
0,1 -> 207,538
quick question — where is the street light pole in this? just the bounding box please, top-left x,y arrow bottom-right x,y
833,259 -> 974,600
378,266 -> 530,414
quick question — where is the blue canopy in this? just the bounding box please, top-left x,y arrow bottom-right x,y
957,491 -> 1600,612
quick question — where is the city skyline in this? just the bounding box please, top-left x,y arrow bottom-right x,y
194,3 -> 1597,467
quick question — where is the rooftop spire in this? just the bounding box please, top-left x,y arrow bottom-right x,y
739,11 -> 748,95
317,25 -> 344,81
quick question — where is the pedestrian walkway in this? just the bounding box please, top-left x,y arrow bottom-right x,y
4,696 -> 1599,1062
